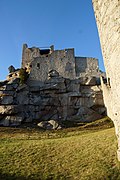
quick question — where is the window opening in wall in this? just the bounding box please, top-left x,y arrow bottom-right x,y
40,49 -> 50,55
102,76 -> 107,84
108,78 -> 110,85
9,74 -> 12,78
107,77 -> 111,87
37,63 -> 40,69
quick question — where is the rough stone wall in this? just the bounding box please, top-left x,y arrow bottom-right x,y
29,48 -> 76,82
22,44 -> 101,82
0,75 -> 105,128
75,57 -> 99,77
92,0 -> 120,160
22,44 -> 41,68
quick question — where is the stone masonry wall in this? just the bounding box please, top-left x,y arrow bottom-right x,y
22,44 -> 41,68
22,44 -> 101,82
29,48 -> 76,82
92,0 -> 120,160
75,57 -> 99,77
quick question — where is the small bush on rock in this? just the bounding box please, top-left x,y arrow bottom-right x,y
19,68 -> 28,84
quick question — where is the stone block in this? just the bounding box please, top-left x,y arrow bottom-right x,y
4,84 -> 15,91
66,80 -> 80,92
67,106 -> 103,122
0,80 -> 8,87
16,91 -> 29,105
42,82 -> 66,91
0,90 -> 15,96
0,115 -> 23,126
46,77 -> 65,84
81,85 -> 93,94
39,108 -> 58,121
48,70 -> 59,78
0,105 -> 20,115
16,84 -> 29,92
29,86 -> 40,92
7,76 -> 19,84
29,95 -> 42,105
68,92 -> 82,97
85,77 -> 97,86
37,119 -> 61,130
0,95 -> 13,105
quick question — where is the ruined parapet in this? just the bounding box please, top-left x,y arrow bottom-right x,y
21,44 -> 54,69
92,0 -> 120,160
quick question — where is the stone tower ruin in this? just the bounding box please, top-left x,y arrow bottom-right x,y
21,44 -> 101,83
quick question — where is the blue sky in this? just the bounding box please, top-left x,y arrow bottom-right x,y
0,0 -> 105,80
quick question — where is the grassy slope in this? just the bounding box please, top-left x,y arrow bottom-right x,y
0,119 -> 120,180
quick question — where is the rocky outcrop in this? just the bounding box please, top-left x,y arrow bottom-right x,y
92,0 -> 120,160
0,72 -> 105,128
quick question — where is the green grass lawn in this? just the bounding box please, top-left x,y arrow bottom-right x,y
0,118 -> 120,180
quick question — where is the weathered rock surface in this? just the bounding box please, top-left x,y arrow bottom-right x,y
0,105 -> 20,115
0,71 -> 105,127
92,0 -> 120,160
0,116 -> 23,127
37,120 -> 61,130
0,95 -> 13,105
0,80 -> 8,87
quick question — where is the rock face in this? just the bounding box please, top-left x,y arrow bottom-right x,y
0,72 -> 105,128
92,0 -> 120,160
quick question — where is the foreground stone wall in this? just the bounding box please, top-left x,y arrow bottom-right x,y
92,0 -> 120,160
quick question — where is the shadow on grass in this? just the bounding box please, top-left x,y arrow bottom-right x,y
0,172 -> 69,180
106,165 -> 120,180
0,173 -> 27,180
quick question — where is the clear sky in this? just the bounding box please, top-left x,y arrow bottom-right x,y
0,0 -> 105,80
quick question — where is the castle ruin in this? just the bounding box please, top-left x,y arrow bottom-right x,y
0,44 -> 106,129
21,44 -> 101,83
